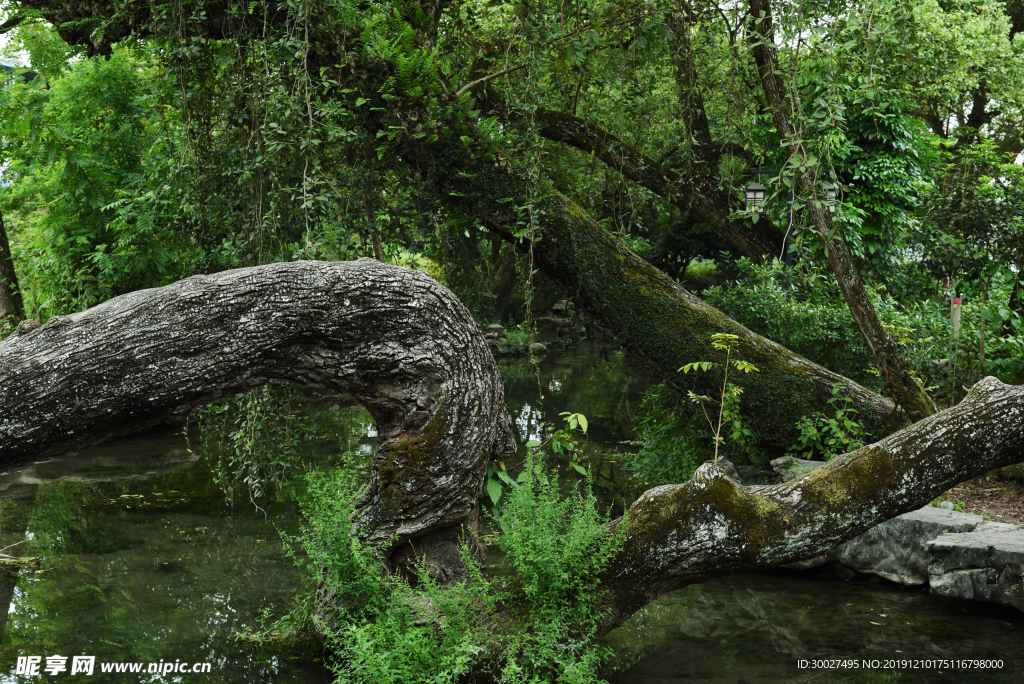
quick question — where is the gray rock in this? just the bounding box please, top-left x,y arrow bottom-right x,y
485,324 -> 504,335
939,500 -> 955,510
830,506 -> 982,585
488,337 -> 511,355
769,455 -> 826,482
927,522 -> 1024,611
528,342 -> 548,354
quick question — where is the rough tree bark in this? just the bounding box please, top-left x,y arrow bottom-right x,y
0,207 -> 24,322
0,260 -> 516,579
0,262 -> 1021,644
748,0 -> 936,420
594,375 -> 1023,635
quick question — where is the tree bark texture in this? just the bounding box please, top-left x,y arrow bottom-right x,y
0,260 -> 516,576
592,375 -> 1023,636
0,208 -> 24,321
748,0 -> 936,420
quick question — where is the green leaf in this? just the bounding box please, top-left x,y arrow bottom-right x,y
573,464 -> 587,475
486,478 -> 502,506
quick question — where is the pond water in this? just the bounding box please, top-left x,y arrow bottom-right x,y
0,342 -> 1021,683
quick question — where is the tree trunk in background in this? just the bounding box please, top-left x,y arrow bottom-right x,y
437,153 -> 905,452
1005,263 -> 1023,336
0,207 -> 24,322
1,265 -> 1021,643
0,260 -> 517,580
748,0 -> 936,421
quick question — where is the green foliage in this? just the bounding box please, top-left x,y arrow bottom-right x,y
628,383 -> 708,485
197,385 -> 317,508
493,453 -> 624,683
789,383 -> 867,461
294,468 -> 493,684
293,448 -> 622,684
1,47 -> 167,317
680,333 -> 759,465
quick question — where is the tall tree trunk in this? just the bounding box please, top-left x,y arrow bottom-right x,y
0,207 -> 24,322
747,0 -> 936,420
1,263 -> 1021,642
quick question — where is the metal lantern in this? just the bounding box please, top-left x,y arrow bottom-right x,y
745,182 -> 767,213
822,183 -> 837,213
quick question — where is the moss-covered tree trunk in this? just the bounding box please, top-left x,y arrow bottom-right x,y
435,152 -> 903,451
591,375 -> 1023,636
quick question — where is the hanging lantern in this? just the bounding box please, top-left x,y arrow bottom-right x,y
822,183 -> 837,213
745,182 -> 767,214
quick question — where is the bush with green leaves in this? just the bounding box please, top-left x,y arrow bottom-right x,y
295,468 -> 494,684
288,446 -> 625,684
788,383 -> 867,461
493,453 -> 624,684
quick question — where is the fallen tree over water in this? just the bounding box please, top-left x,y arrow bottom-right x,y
1,261 -> 1021,644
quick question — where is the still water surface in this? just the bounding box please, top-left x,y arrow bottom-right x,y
0,343 -> 1020,683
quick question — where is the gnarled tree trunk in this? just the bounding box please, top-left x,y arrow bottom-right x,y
0,259 -> 516,579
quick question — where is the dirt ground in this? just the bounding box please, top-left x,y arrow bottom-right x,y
942,471 -> 1024,526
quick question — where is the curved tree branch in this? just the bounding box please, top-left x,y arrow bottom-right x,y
454,64 -> 526,97
0,260 -> 516,574
528,107 -> 785,261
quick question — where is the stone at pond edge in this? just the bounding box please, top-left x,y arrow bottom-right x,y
782,506 -> 1024,613
928,522 -> 1024,611
770,455 -> 826,482
529,342 -> 547,354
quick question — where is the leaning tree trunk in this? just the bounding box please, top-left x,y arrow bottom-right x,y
0,259 -> 516,579
593,375 -> 1023,636
436,151 -> 904,452
1,261 -> 1021,645
748,0 -> 936,421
